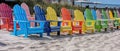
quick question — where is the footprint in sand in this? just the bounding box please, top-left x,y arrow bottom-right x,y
0,42 -> 7,47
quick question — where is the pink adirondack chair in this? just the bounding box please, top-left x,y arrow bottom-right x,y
0,3 -> 14,31
21,3 -> 35,27
117,9 -> 120,17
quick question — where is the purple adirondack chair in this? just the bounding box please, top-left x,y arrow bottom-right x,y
21,3 -> 35,27
0,3 -> 13,30
96,9 -> 102,20
117,9 -> 120,17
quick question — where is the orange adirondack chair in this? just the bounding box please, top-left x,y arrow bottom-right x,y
61,7 -> 72,34
0,3 -> 14,31
21,3 -> 35,27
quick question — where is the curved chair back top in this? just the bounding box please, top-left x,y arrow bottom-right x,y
84,8 -> 94,20
0,3 -> 13,21
91,9 -> 97,20
74,9 -> 85,21
21,3 -> 31,17
46,7 -> 58,26
34,5 -> 46,21
61,7 -> 71,20
109,10 -> 114,19
96,9 -> 102,19
13,4 -> 28,28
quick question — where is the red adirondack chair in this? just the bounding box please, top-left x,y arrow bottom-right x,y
61,7 -> 72,34
21,3 -> 35,27
0,3 -> 13,31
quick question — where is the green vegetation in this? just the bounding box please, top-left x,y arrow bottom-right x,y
18,0 -> 85,16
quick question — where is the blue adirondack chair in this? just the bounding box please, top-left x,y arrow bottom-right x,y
91,9 -> 102,32
34,5 -> 61,36
12,4 -> 46,38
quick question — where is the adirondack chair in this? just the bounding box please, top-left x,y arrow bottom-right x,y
96,9 -> 108,32
61,8 -> 72,34
117,9 -> 120,17
109,10 -> 119,29
106,9 -> 115,30
91,9 -> 102,32
21,3 -> 35,27
84,8 -> 95,33
33,5 -> 51,36
74,10 -> 85,34
46,7 -> 61,35
0,3 -> 13,31
102,9 -> 114,31
34,6 -> 61,36
117,9 -> 120,28
12,4 -> 46,38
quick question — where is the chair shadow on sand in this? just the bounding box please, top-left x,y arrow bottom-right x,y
28,30 -> 116,40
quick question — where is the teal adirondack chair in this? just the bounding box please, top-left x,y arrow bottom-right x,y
12,4 -> 46,38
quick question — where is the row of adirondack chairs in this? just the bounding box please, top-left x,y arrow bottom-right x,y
1,3 -> 120,38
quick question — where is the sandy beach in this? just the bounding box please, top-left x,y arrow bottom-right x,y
0,30 -> 120,51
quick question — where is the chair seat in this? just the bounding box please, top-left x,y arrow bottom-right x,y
50,26 -> 60,32
28,27 -> 44,31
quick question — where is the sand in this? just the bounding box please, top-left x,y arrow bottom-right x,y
0,30 -> 120,51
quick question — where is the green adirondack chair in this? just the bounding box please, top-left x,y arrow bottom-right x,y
84,8 -> 95,33
101,9 -> 109,31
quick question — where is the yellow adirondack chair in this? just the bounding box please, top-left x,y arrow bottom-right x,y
46,7 -> 61,35
109,10 -> 119,29
46,7 -> 58,26
109,10 -> 114,20
74,10 -> 85,34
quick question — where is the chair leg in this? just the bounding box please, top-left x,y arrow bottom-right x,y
98,29 -> 101,32
57,31 -> 60,36
6,24 -> 9,31
0,25 -> 1,29
79,30 -> 82,34
39,33 -> 43,37
117,26 -> 119,29
92,29 -> 95,33
24,34 -> 28,38
69,30 -> 72,35
24,31 -> 28,38
105,28 -> 107,32
47,32 -> 50,36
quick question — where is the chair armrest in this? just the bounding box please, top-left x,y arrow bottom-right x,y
0,17 -> 10,21
72,20 -> 83,26
47,20 -> 62,22
29,20 -> 46,23
46,20 -> 62,26
62,20 -> 72,27
14,20 -> 47,28
86,20 -> 95,26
